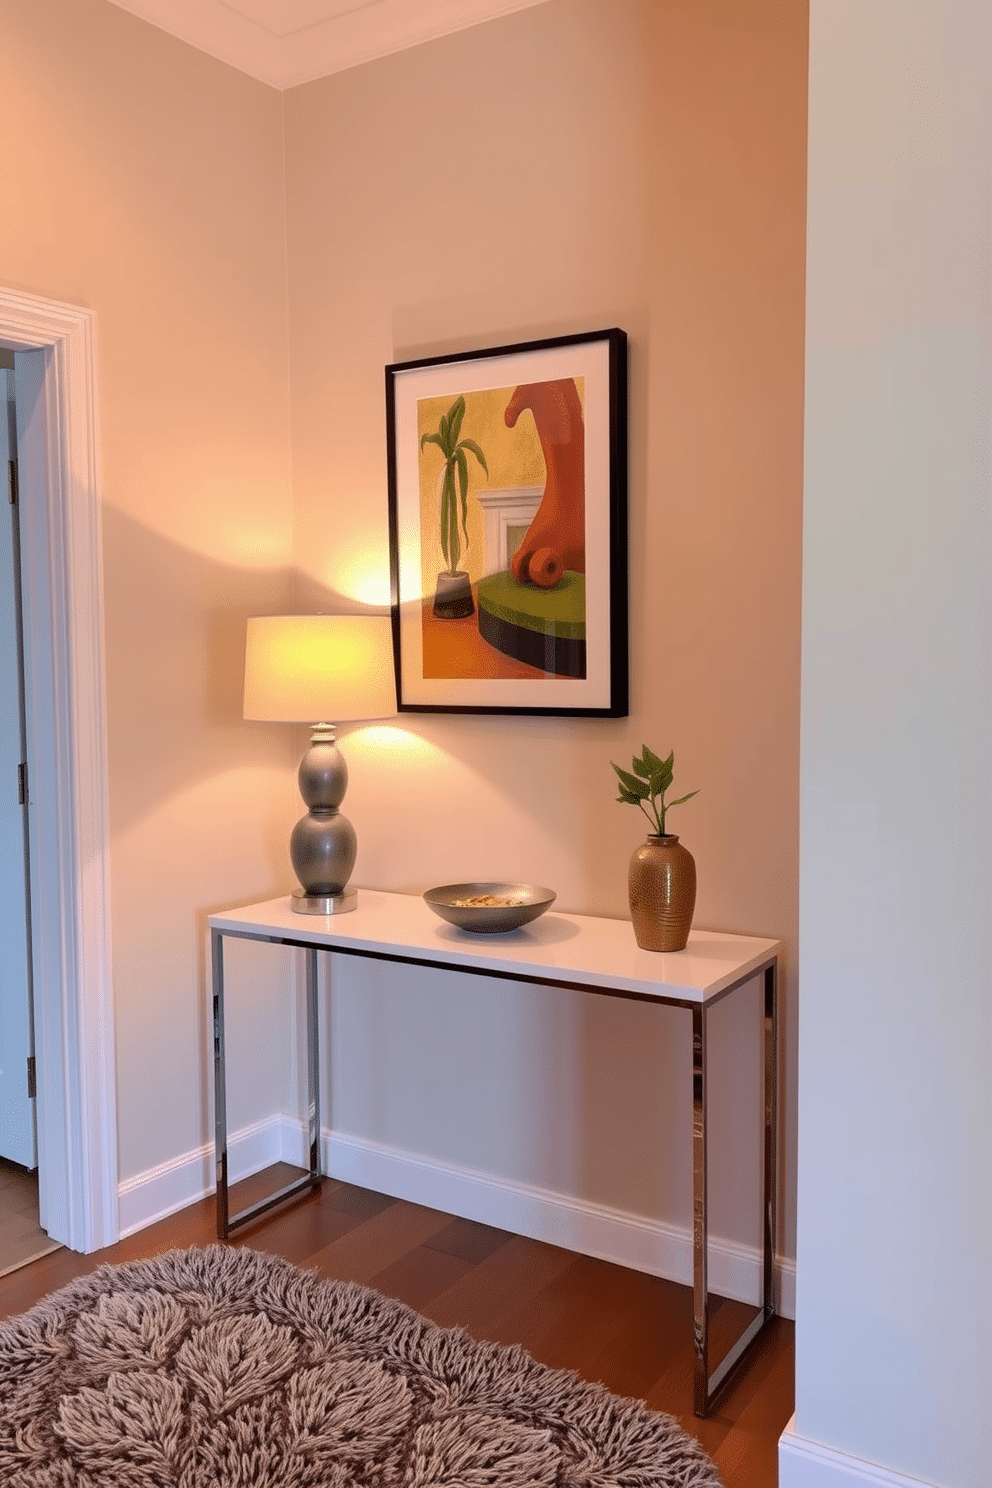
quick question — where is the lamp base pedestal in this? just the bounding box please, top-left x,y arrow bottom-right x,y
291,886 -> 358,916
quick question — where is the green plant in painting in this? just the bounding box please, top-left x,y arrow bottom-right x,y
611,745 -> 699,837
421,396 -> 489,576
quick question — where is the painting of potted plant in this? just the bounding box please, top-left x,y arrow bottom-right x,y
421,395 -> 488,618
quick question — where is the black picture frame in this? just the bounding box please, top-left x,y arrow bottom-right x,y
385,328 -> 628,716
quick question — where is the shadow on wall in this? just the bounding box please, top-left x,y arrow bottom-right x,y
101,502 -> 296,836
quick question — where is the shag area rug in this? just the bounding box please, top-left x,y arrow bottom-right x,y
0,1244 -> 722,1487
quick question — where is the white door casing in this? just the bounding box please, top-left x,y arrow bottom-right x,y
0,287 -> 117,1252
0,367 -> 37,1169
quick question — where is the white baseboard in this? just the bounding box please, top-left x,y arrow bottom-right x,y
779,1418 -> 933,1488
320,1129 -> 795,1318
117,1117 -> 285,1237
118,1120 -> 795,1320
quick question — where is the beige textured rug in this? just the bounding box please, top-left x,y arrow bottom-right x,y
0,1244 -> 721,1486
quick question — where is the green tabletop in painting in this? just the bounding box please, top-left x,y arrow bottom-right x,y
476,569 -> 586,678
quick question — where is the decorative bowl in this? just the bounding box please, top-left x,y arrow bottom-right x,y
423,882 -> 556,935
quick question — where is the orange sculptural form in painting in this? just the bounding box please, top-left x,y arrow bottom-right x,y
505,378 -> 586,589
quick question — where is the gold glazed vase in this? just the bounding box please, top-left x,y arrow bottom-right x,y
628,834 -> 697,952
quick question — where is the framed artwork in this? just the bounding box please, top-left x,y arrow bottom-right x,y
385,328 -> 628,716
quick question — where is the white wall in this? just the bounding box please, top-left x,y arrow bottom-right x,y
792,0 -> 992,1483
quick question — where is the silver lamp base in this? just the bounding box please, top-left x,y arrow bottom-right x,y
289,723 -> 361,914
292,886 -> 358,915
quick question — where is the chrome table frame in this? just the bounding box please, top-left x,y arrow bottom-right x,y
209,896 -> 779,1417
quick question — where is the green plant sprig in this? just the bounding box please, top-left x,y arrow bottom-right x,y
611,744 -> 698,837
421,396 -> 489,576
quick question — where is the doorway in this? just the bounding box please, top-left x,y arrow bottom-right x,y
0,287 -> 118,1255
0,352 -> 60,1273
0,353 -> 36,1176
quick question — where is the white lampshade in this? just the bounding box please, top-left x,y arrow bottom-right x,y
244,614 -> 396,724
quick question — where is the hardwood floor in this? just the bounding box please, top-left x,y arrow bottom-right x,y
0,1159 -> 61,1276
0,1166 -> 793,1486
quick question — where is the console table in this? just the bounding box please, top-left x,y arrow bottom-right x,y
208,890 -> 780,1416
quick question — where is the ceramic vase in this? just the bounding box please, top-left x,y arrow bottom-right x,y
628,834 -> 696,952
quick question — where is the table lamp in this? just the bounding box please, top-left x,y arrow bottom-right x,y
244,614 -> 396,914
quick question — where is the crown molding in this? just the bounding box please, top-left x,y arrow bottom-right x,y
105,0 -> 551,89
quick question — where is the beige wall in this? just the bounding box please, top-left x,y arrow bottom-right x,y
0,0 -> 806,1267
285,0 -> 806,1259
0,0 -> 297,1177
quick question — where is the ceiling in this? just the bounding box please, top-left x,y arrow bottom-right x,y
104,0 -> 550,89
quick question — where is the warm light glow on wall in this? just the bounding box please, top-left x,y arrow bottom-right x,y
104,487 -> 294,571
351,724 -> 436,761
308,544 -> 393,608
224,529 -> 295,569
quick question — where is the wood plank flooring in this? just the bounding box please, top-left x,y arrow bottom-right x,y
0,1160 -> 61,1276
0,1166 -> 793,1487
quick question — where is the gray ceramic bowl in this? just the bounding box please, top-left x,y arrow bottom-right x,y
423,882 -> 556,934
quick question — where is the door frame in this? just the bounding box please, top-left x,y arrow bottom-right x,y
1,285 -> 117,1253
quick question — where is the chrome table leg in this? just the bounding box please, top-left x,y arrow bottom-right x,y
762,959 -> 778,1319
693,958 -> 779,1415
212,927 -> 230,1240
305,947 -> 321,1188
213,934 -> 323,1239
692,1003 -> 709,1416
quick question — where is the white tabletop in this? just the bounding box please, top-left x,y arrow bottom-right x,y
209,890 -> 780,1005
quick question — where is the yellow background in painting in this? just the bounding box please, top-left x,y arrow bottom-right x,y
417,379 -> 585,591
